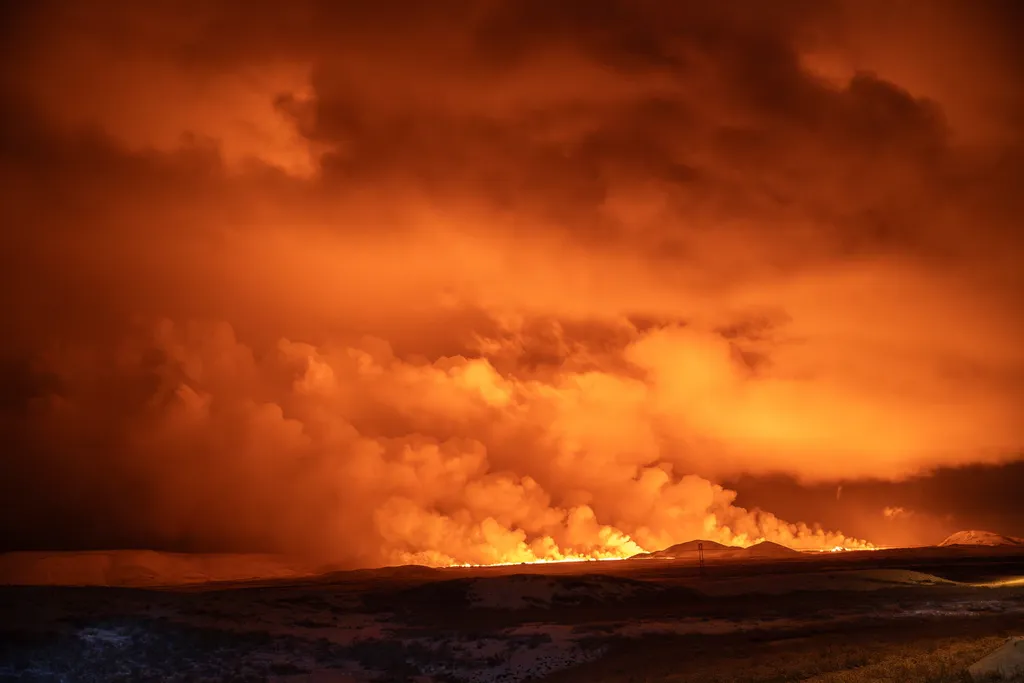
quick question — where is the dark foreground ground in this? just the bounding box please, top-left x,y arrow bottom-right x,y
1,549 -> 1023,682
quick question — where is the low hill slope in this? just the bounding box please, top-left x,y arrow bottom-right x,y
0,550 -> 321,587
636,540 -> 735,559
740,541 -> 803,558
636,539 -> 805,560
939,530 -> 1024,547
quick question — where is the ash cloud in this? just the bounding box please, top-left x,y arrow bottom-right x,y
0,0 -> 1022,560
1,321 -> 872,563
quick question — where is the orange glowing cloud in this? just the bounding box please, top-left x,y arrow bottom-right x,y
0,0 -> 1021,559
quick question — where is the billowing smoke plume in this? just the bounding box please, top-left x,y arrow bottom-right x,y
1,0 -> 1022,558
6,320 -> 872,566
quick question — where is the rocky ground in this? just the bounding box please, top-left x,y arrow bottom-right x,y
1,552 -> 1023,682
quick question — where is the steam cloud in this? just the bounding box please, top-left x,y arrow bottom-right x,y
0,0 -> 1022,562
9,320 -> 875,565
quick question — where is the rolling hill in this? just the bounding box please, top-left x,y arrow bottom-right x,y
634,539 -> 804,560
634,539 -> 733,559
740,541 -> 803,558
938,530 -> 1024,547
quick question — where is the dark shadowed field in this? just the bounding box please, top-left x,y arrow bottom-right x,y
1,548 -> 1023,682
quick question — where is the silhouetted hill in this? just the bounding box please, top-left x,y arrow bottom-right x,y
635,539 -> 734,559
635,539 -> 807,561
939,530 -> 1024,547
740,541 -> 802,558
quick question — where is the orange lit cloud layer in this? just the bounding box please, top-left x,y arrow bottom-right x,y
0,0 -> 1021,563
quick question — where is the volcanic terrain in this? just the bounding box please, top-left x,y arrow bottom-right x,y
3,538 -> 1023,682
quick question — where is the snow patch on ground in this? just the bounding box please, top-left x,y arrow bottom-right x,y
77,626 -> 134,647
416,634 -> 606,683
967,636 -> 1024,681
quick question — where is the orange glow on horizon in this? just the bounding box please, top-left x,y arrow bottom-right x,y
452,556 -> 629,569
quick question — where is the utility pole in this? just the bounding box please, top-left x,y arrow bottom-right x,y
697,542 -> 706,578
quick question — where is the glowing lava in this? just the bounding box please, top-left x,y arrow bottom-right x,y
453,556 -> 632,569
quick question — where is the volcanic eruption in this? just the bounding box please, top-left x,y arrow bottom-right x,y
0,0 -> 1022,569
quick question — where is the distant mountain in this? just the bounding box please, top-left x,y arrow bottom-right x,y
939,530 -> 1024,547
740,541 -> 803,558
634,539 -> 807,561
658,540 -> 731,555
635,539 -> 733,559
